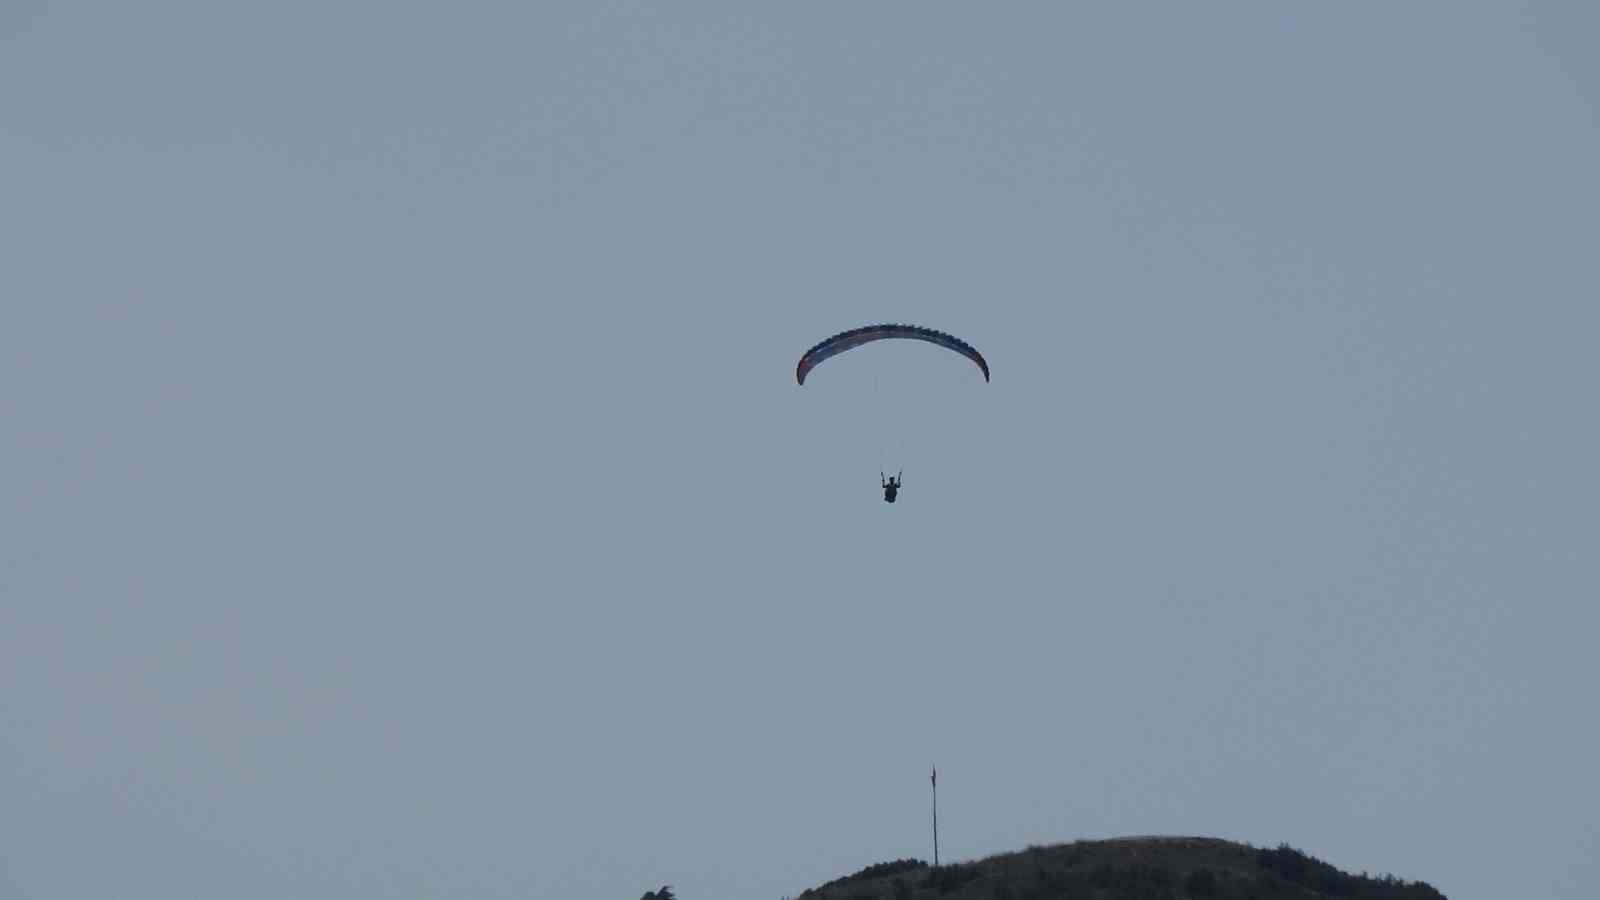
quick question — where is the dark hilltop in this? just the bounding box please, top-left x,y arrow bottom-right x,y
789,837 -> 1446,900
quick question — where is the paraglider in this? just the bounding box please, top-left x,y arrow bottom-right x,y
796,324 -> 987,503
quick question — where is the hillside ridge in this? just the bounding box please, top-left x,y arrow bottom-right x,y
794,836 -> 1446,900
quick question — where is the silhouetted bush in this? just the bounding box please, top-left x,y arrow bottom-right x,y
892,877 -> 913,900
922,863 -> 983,894
1254,844 -> 1445,900
1255,846 -> 1311,886
802,859 -> 928,897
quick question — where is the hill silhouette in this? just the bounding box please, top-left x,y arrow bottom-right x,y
792,837 -> 1445,900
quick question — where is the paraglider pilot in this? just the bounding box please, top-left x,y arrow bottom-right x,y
881,471 -> 902,503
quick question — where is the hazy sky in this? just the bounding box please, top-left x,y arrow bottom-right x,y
4,3 -> 1597,899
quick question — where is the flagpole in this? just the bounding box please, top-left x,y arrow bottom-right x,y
931,765 -> 939,868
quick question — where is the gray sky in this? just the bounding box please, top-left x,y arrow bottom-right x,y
3,3 -> 1597,899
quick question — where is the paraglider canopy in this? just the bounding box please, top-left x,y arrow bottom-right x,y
796,324 -> 990,385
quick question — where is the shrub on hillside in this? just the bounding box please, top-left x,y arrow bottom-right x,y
1255,844 -> 1445,900
803,859 -> 929,896
922,863 -> 984,894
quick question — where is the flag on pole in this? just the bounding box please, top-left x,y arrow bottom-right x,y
931,766 -> 936,787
